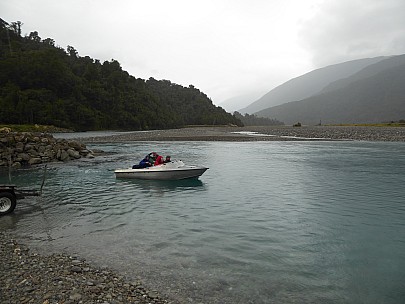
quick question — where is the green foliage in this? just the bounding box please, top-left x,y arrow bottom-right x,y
233,111 -> 284,126
0,124 -> 71,132
0,18 -> 242,131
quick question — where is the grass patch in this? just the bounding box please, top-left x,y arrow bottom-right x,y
0,124 -> 73,132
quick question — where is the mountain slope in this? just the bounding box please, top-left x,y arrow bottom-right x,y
255,63 -> 405,125
219,91 -> 265,113
239,57 -> 386,114
321,54 -> 405,93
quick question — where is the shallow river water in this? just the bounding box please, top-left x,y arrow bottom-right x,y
1,139 -> 405,304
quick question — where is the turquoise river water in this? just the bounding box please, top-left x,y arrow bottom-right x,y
1,139 -> 405,303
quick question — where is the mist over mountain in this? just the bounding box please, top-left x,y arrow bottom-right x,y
255,57 -> 405,125
320,54 -> 405,94
219,91 -> 265,113
239,57 -> 386,114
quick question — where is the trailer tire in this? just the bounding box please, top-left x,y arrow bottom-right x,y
0,192 -> 17,215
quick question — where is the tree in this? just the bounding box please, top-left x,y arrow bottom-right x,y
43,38 -> 55,47
233,111 -> 283,126
66,45 -> 78,57
28,31 -> 41,42
10,21 -> 23,36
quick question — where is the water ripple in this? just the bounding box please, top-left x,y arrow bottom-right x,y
2,141 -> 405,304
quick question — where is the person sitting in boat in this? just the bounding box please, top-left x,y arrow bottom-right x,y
148,152 -> 157,164
164,155 -> 171,163
154,153 -> 164,166
133,155 -> 153,169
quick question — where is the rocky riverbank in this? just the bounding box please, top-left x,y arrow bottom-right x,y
0,232 -> 169,304
0,131 -> 95,168
78,125 -> 405,143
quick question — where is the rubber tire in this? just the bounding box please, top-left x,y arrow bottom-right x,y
0,192 -> 17,215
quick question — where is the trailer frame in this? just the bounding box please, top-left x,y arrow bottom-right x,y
0,184 -> 42,215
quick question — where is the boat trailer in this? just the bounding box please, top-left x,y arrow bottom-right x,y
0,185 -> 42,215
0,167 -> 46,216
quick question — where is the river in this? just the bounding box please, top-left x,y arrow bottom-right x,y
1,140 -> 405,303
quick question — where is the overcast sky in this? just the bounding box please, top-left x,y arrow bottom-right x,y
2,0 -> 405,107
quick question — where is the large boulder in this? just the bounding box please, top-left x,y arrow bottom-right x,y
59,150 -> 70,162
28,157 -> 42,165
67,148 -> 81,159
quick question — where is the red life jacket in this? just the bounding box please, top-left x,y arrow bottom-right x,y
154,155 -> 164,166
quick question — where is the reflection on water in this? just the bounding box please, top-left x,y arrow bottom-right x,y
1,141 -> 405,304
116,178 -> 204,190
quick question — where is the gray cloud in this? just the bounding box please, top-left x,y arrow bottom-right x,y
300,0 -> 405,67
2,0 -> 405,107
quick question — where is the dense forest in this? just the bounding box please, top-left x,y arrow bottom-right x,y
233,111 -> 283,126
0,19 -> 243,131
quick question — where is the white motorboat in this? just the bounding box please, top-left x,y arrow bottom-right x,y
114,160 -> 208,180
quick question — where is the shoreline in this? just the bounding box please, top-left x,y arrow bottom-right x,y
0,231 -> 170,304
78,126 -> 405,143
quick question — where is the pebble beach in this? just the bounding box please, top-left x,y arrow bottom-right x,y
0,232 -> 168,304
79,125 -> 405,143
2,125 -> 405,304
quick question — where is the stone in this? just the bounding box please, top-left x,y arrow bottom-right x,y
11,161 -> 22,168
70,266 -> 82,273
79,149 -> 90,155
27,149 -> 39,157
68,140 -> 84,150
43,150 -> 55,158
15,142 -> 24,152
37,145 -> 46,153
24,143 -> 34,151
67,149 -> 81,159
148,291 -> 159,299
0,131 -> 95,167
59,150 -> 69,161
18,153 -> 30,161
0,126 -> 11,133
69,293 -> 82,301
28,157 -> 42,165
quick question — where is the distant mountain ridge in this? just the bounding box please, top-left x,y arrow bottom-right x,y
239,57 -> 386,114
320,54 -> 405,94
255,56 -> 405,125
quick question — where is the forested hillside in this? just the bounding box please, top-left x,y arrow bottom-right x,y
233,111 -> 283,126
0,19 -> 242,131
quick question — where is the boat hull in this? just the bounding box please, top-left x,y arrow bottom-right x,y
114,161 -> 208,180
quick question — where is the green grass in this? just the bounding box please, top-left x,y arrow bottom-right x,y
0,124 -> 72,132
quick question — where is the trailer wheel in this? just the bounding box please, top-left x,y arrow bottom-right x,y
0,192 -> 17,215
